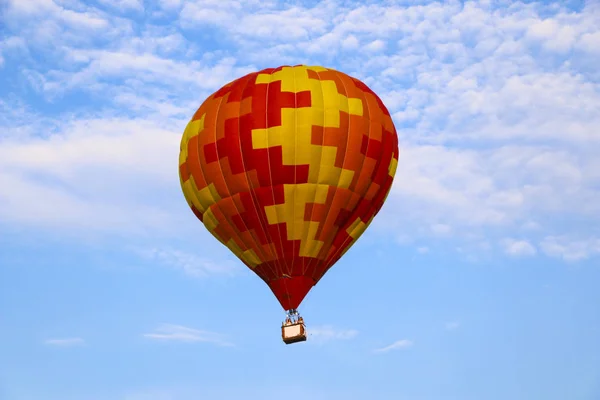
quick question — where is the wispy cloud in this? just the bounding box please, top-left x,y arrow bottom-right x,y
136,247 -> 239,278
540,236 -> 600,262
44,337 -> 85,346
97,0 -> 144,12
143,324 -> 234,347
308,325 -> 358,344
0,115 -> 184,237
373,339 -> 414,354
502,239 -> 537,257
445,321 -> 460,331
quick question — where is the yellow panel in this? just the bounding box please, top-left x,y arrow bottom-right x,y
320,80 -> 341,128
274,192 -> 289,224
306,65 -> 328,72
388,156 -> 398,177
287,108 -> 317,161
320,80 -> 339,106
338,168 -> 355,189
273,67 -> 297,92
196,182 -> 221,211
264,204 -> 278,225
179,115 -> 204,164
291,184 -> 306,241
348,98 -> 363,116
182,176 -> 206,213
295,123 -> 313,156
256,66 -> 322,94
203,207 -> 219,233
309,79 -> 325,112
291,66 -> 311,93
307,146 -> 323,183
241,248 -> 261,267
317,147 -> 337,185
251,125 -> 283,149
255,73 -> 272,84
281,110 -> 299,165
346,217 -> 367,239
324,109 -> 340,128
300,221 -> 324,258
314,184 -> 329,203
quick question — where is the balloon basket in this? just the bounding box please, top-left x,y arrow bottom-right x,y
281,309 -> 307,345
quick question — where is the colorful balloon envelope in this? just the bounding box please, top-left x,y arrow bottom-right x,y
179,65 -> 398,333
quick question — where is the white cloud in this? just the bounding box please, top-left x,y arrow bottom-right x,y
540,236 -> 600,262
364,39 -> 386,52
97,0 -> 144,12
44,337 -> 85,346
158,0 -> 181,10
0,36 -> 28,67
341,34 -> 359,49
308,325 -> 358,343
42,50 -> 252,97
431,223 -> 452,236
0,116 -> 187,236
3,0 -> 128,49
578,31 -> 600,54
143,324 -> 233,346
382,142 -> 600,253
502,239 -> 537,257
180,0 -> 329,42
417,246 -> 429,254
8,0 -> 109,30
374,339 -> 414,353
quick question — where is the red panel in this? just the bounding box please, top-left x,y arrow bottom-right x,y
267,275 -> 316,311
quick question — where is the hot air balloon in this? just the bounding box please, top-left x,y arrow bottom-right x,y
179,65 -> 398,344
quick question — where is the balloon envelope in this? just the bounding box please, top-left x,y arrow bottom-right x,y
179,65 -> 398,310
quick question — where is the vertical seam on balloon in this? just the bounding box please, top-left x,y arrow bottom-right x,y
323,82 -> 378,272
300,68 -> 334,279
221,74 -> 278,276
212,77 -> 273,273
306,69 -> 353,281
321,76 -> 376,276
279,67 -> 293,305
190,85 -> 272,276
203,91 -> 252,266
300,66 -> 327,278
368,120 -> 399,221
247,68 -> 290,297
317,70 -> 358,279
290,65 -> 298,279
332,130 -> 395,263
263,69 -> 288,282
233,72 -> 279,279
244,75 -> 282,281
297,66 -> 321,278
190,96 -> 232,253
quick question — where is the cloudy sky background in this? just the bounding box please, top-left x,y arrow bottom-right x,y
1,0 -> 599,399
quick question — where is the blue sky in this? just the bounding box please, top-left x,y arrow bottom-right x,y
1,0 -> 600,399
